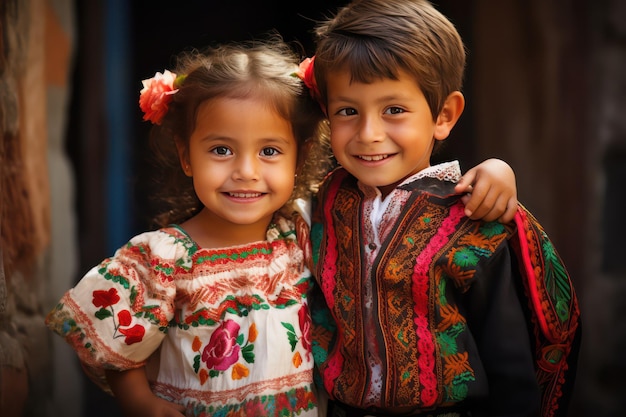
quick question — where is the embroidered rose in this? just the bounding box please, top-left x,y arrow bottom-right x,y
117,310 -> 132,327
139,70 -> 179,125
92,288 -> 120,308
92,289 -> 145,345
119,324 -> 145,345
202,320 -> 241,371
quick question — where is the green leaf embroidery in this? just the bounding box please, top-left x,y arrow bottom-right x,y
94,308 -> 112,320
242,344 -> 255,363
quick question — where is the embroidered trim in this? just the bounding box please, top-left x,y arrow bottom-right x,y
412,203 -> 465,406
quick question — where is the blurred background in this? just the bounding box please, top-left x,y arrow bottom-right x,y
1,0 -> 624,416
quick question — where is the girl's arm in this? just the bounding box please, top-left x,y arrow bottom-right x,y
455,158 -> 517,223
105,368 -> 186,417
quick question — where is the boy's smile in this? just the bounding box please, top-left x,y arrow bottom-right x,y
326,69 -> 460,197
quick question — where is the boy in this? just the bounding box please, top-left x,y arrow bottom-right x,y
306,1 -> 581,416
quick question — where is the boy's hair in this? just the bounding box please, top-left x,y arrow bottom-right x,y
148,38 -> 329,227
313,0 -> 466,119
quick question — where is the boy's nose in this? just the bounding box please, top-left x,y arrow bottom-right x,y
357,115 -> 385,143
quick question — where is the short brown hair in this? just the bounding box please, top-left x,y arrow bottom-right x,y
314,0 -> 466,119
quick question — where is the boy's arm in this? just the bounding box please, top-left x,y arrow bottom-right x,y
466,244 -> 541,416
105,368 -> 186,417
455,158 -> 517,223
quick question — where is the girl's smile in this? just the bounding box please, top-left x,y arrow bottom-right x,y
179,96 -> 298,245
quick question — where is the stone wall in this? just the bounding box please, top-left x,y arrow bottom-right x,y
0,0 -> 77,416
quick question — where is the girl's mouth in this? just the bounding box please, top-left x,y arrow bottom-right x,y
357,154 -> 391,162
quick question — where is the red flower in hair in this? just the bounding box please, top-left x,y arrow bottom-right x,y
139,70 -> 181,125
295,57 -> 322,105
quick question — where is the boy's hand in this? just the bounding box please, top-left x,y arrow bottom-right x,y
455,158 -> 518,223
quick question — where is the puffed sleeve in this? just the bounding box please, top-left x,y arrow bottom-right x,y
45,229 -> 187,393
465,242 -> 541,416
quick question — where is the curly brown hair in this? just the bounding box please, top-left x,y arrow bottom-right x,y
145,37 -> 333,228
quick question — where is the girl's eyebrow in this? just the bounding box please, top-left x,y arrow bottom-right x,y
199,135 -> 293,146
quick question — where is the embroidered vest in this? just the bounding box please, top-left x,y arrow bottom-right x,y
310,168 -> 580,417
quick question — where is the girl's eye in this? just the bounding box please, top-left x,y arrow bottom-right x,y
261,147 -> 280,157
211,146 -> 232,156
336,108 -> 357,116
384,107 -> 405,115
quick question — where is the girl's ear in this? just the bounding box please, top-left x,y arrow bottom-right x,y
434,91 -> 465,141
175,138 -> 192,177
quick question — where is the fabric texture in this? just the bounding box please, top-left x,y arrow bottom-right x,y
46,214 -> 319,417
309,163 -> 580,417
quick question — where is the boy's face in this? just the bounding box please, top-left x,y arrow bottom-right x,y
326,69 -> 444,196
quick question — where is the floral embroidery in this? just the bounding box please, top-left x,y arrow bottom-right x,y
202,320 -> 241,371
298,305 -> 312,360
281,305 -> 312,367
193,321 -> 257,383
182,294 -> 270,328
92,288 -> 145,345
188,386 -> 317,417
46,217 -> 318,416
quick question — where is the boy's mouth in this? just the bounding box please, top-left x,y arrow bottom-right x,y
357,154 -> 391,162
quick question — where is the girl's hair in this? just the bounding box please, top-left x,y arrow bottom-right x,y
313,0 -> 466,119
148,37 -> 331,228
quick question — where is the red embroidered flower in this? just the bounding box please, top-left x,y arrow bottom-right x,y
139,70 -> 180,125
119,324 -> 145,345
298,305 -> 312,357
118,310 -> 132,327
92,288 -> 120,308
202,320 -> 241,371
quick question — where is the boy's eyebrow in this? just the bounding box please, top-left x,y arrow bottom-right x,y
328,93 -> 412,104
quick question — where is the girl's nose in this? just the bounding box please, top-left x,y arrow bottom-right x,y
232,155 -> 260,181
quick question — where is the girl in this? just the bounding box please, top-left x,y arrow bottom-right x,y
46,40 -> 328,417
46,38 -> 518,417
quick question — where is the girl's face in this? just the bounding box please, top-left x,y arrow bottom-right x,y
181,97 -> 297,235
326,69 -> 458,197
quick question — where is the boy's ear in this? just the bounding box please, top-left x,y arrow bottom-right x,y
175,138 -> 192,177
434,91 -> 465,140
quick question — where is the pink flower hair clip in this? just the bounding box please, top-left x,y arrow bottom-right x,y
294,56 -> 324,112
139,70 -> 186,125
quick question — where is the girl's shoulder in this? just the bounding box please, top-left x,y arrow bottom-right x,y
121,225 -> 199,261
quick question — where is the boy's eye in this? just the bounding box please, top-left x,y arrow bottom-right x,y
261,147 -> 280,157
384,107 -> 405,115
211,146 -> 232,156
336,108 -> 357,116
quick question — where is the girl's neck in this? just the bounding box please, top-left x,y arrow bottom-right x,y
179,208 -> 272,249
